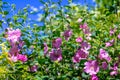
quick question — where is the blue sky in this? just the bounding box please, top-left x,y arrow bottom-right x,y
3,0 -> 96,9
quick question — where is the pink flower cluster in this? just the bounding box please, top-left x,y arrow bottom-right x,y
49,38 -> 62,62
5,28 -> 28,62
72,41 -> 91,63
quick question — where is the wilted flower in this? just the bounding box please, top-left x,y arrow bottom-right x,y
29,65 -> 38,72
76,37 -> 83,43
90,75 -> 99,80
17,54 -> 28,62
44,43 -> 48,55
63,30 -> 72,41
9,44 -> 19,56
49,48 -> 62,62
98,49 -> 111,62
52,38 -> 62,48
84,60 -> 99,75
102,62 -> 108,70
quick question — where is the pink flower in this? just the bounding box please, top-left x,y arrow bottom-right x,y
72,56 -> 81,63
44,43 -> 48,55
6,28 -> 21,43
110,63 -> 118,71
81,41 -> 91,50
17,54 -> 28,62
98,49 -> 111,62
49,48 -> 62,62
77,18 -> 82,23
10,56 -> 18,62
90,75 -> 99,80
84,60 -> 99,75
72,49 -> 88,63
110,71 -> 118,76
105,39 -> 114,47
63,30 -> 72,41
80,23 -> 88,29
102,62 -> 108,70
76,37 -> 83,43
117,34 -> 120,39
109,27 -> 116,36
52,38 -> 62,48
29,65 -> 38,72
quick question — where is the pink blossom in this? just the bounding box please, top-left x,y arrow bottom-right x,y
52,38 -> 62,48
77,18 -> 82,23
110,71 -> 118,76
105,39 -> 114,47
76,37 -> 83,43
102,62 -> 108,70
80,23 -> 88,29
72,49 -> 88,63
90,75 -> 99,80
109,27 -> 116,36
84,60 -> 99,75
10,56 -> 18,62
17,54 -> 28,62
110,63 -> 118,76
49,48 -> 62,62
81,41 -> 91,50
98,49 -> 111,62
63,30 -> 72,41
117,34 -> 120,39
6,28 -> 21,43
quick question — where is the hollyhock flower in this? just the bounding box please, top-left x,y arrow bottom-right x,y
52,38 -> 62,48
17,54 -> 28,62
98,49 -> 111,62
76,37 -> 83,43
90,75 -> 99,80
44,43 -> 48,55
102,62 -> 108,70
63,30 -> 72,41
109,27 -> 116,36
84,60 -> 99,75
117,34 -> 120,39
30,65 -> 38,72
81,41 -> 91,50
49,48 -> 62,62
6,28 -> 21,43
